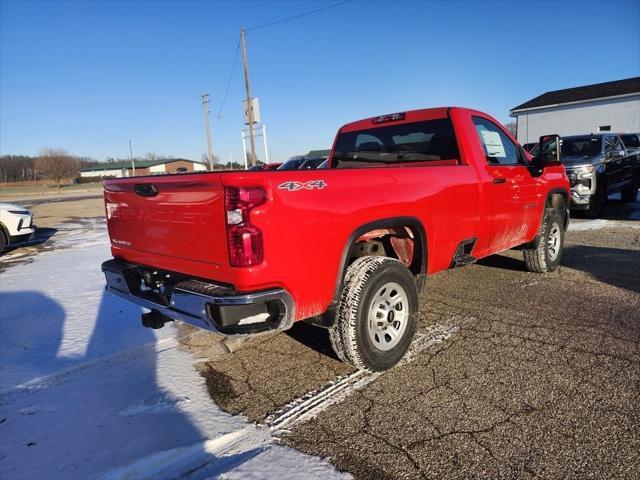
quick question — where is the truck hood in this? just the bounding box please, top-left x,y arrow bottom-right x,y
561,154 -> 600,169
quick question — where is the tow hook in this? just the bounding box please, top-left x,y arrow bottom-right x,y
141,310 -> 174,329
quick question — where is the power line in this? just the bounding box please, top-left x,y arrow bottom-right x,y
216,0 -> 352,118
217,40 -> 241,119
246,0 -> 352,32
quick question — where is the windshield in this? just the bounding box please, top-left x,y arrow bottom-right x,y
620,134 -> 640,148
561,137 -> 602,158
332,118 -> 459,168
278,158 -> 305,170
300,158 -> 325,169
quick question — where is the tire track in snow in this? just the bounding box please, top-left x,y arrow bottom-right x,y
266,320 -> 463,438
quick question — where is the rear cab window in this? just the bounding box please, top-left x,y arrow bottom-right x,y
331,118 -> 460,168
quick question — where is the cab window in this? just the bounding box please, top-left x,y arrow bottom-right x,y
472,117 -> 521,165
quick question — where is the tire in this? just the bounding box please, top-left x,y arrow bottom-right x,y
585,181 -> 606,218
0,230 -> 7,252
621,172 -> 638,203
523,208 -> 565,273
329,256 -> 418,372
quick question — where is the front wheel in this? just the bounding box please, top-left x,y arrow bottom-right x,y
329,256 -> 418,372
523,208 -> 565,273
586,182 -> 606,218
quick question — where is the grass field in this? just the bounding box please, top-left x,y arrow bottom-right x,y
0,182 -> 103,200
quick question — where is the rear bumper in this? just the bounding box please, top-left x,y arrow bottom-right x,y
101,259 -> 295,336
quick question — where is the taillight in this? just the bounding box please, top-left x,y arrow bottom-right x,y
224,186 -> 267,267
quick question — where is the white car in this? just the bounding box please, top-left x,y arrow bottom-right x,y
0,203 -> 36,250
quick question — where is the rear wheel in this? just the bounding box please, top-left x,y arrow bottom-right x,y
0,230 -> 7,252
523,208 -> 564,273
621,172 -> 638,202
329,256 -> 418,372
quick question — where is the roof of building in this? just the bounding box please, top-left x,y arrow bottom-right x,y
511,77 -> 640,112
80,158 -> 203,172
306,149 -> 331,157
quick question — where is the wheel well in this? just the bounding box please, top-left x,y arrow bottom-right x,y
306,218 -> 427,330
349,225 -> 424,275
547,192 -> 566,211
340,218 -> 427,281
545,190 -> 569,230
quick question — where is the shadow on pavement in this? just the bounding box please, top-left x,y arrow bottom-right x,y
0,290 -> 210,479
562,245 -> 640,294
476,253 -> 527,272
284,320 -> 340,360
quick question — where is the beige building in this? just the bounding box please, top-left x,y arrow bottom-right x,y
510,77 -> 640,144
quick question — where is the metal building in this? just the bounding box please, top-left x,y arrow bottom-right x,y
510,77 -> 640,144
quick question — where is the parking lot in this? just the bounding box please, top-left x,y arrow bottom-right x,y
188,199 -> 640,479
2,194 -> 637,479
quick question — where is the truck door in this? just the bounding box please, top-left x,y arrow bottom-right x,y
471,116 -> 538,253
606,135 -> 628,191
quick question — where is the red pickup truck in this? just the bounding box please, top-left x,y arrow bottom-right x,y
102,107 -> 569,371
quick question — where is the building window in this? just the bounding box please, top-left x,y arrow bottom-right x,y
598,125 -> 611,132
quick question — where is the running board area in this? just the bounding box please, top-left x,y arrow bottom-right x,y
450,238 -> 478,268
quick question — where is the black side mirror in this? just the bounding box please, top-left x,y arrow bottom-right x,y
532,134 -> 561,168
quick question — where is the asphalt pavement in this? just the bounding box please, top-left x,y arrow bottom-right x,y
188,198 -> 640,479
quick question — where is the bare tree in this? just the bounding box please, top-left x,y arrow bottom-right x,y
36,148 -> 79,188
504,122 -> 517,136
144,152 -> 169,161
201,153 -> 220,169
0,155 -> 39,183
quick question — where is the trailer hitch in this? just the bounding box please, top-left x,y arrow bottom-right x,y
141,309 -> 174,329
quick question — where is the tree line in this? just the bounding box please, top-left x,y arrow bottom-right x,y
0,149 -> 99,187
1,149 -> 248,187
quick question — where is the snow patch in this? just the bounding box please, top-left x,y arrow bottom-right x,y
568,219 -> 616,231
0,220 -> 348,480
237,313 -> 269,325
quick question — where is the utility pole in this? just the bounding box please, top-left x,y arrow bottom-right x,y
240,27 -> 257,167
201,93 -> 215,170
129,140 -> 135,176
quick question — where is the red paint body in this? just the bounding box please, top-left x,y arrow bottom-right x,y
103,107 -> 569,321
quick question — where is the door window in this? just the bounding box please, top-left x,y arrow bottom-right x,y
605,136 -> 624,155
472,117 -> 521,165
612,136 -> 625,152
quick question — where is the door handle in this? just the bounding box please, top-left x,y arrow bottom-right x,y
493,178 -> 507,184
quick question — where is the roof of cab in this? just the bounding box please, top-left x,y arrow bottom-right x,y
339,107 -> 455,133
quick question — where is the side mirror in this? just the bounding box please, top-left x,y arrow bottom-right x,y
532,134 -> 561,167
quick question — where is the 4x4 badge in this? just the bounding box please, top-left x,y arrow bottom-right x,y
278,180 -> 327,191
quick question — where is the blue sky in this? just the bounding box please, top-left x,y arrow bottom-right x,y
1,0 -> 639,163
